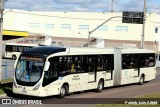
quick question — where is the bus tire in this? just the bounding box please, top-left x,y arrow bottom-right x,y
58,85 -> 68,98
12,55 -> 17,60
97,79 -> 104,92
139,75 -> 144,85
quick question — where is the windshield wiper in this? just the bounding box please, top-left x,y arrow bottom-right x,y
19,69 -> 26,81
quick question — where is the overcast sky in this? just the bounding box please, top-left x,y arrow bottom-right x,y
3,0 -> 160,13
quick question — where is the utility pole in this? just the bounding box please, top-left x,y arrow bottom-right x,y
111,0 -> 114,12
141,0 -> 146,48
0,0 -> 3,84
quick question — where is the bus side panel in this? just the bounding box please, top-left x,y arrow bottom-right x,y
120,69 -> 141,85
87,71 -> 113,90
69,73 -> 87,92
46,80 -> 62,96
139,67 -> 156,81
113,48 -> 122,86
103,70 -> 114,87
52,73 -> 89,93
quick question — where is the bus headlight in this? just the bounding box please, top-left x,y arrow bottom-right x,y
33,83 -> 41,91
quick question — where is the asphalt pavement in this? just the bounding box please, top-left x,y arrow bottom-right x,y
0,60 -> 160,107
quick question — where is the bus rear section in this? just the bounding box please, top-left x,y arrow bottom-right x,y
114,48 -> 156,86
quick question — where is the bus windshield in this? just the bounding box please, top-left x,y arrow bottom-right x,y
15,56 -> 44,86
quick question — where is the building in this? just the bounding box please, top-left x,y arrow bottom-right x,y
3,9 -> 28,40
3,9 -> 159,51
155,13 -> 160,51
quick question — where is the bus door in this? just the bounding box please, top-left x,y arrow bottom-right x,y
134,67 -> 139,77
44,57 -> 59,95
105,55 -> 113,80
134,54 -> 140,77
87,56 -> 96,83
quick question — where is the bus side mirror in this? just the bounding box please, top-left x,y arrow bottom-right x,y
14,58 -> 18,69
44,61 -> 50,71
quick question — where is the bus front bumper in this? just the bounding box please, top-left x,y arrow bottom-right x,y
13,85 -> 47,97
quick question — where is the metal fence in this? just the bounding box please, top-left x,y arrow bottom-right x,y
1,60 -> 15,80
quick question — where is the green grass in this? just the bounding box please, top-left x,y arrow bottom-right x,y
94,92 -> 160,107
0,86 -> 12,95
0,88 -> 5,95
138,92 -> 160,98
95,105 -> 160,107
0,78 -> 13,95
1,78 -> 13,84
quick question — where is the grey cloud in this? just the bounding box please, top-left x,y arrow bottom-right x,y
4,0 -> 159,12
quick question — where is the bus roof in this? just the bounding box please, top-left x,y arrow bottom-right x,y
22,46 -> 66,57
21,46 -> 155,57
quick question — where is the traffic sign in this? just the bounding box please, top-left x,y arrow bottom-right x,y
122,11 -> 144,24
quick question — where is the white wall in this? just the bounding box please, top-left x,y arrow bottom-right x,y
155,13 -> 160,51
3,9 -> 157,48
3,9 -> 29,31
26,11 -> 155,41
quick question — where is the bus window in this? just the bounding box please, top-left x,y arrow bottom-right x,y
59,56 -> 70,75
70,56 -> 81,73
106,55 -> 112,72
85,56 -> 95,72
140,54 -> 146,67
140,53 -> 155,67
18,46 -> 23,52
122,54 -> 136,69
97,55 -> 105,71
81,56 -> 85,72
146,54 -> 155,67
6,45 -> 12,51
13,46 -> 18,52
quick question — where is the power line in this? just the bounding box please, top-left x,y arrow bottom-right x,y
3,1 -> 160,25
4,10 -> 123,21
4,9 -> 160,24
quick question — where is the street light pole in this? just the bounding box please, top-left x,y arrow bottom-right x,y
78,32 -> 83,47
141,0 -> 146,48
0,0 -> 3,84
87,16 -> 122,47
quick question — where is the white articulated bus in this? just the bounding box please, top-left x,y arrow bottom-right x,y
13,46 -> 156,97
2,43 -> 38,60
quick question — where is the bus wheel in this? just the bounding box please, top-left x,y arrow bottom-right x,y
59,85 -> 68,98
97,79 -> 104,92
12,55 -> 17,60
139,75 -> 144,85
